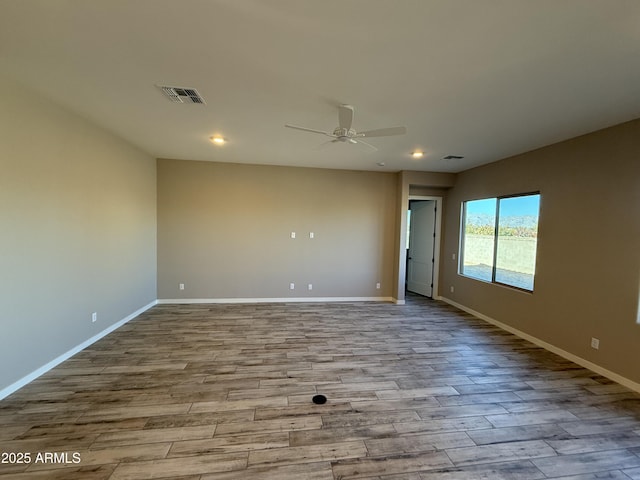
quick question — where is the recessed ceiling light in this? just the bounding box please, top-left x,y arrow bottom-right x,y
411,151 -> 424,158
210,136 -> 226,145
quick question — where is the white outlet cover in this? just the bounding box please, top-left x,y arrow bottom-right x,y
290,283 -> 295,290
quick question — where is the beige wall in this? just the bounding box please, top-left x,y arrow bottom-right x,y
441,119 -> 640,383
0,77 -> 157,393
157,159 -> 398,300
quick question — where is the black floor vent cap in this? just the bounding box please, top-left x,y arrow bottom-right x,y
312,394 -> 327,405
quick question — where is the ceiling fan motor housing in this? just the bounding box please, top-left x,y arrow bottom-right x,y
332,127 -> 357,140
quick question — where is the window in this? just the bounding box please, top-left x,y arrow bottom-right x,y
460,193 -> 540,291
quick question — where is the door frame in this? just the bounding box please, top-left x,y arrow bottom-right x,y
405,195 -> 443,300
407,199 -> 437,297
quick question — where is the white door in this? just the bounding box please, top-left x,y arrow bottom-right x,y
407,200 -> 436,297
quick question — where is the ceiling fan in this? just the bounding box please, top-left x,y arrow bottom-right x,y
285,104 -> 406,150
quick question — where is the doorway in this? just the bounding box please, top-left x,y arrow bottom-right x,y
406,198 -> 440,298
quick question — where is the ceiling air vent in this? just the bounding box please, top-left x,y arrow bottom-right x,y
158,85 -> 206,105
442,155 -> 464,160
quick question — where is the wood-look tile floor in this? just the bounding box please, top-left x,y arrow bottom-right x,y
2,295 -> 640,479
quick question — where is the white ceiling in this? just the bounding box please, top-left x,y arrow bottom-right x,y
2,0 -> 640,173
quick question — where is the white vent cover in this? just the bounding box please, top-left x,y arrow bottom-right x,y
158,85 -> 206,104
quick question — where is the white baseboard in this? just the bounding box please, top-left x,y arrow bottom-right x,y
157,296 -> 395,304
0,300 -> 157,401
439,296 -> 640,395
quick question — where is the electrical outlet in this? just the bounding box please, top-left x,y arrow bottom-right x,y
179,283 -> 185,290
308,283 -> 313,291
376,282 -> 381,289
290,283 -> 295,290
291,232 -> 296,239
591,337 -> 600,349
91,312 -> 97,323
450,286 -> 455,293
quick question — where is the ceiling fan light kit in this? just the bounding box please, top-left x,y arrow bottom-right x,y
285,104 -> 406,151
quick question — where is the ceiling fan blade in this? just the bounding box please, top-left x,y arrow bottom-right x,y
358,126 -> 407,137
312,140 -> 338,150
353,138 -> 378,151
338,104 -> 354,130
284,124 -> 332,136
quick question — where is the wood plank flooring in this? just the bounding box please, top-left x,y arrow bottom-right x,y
2,295 -> 640,479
